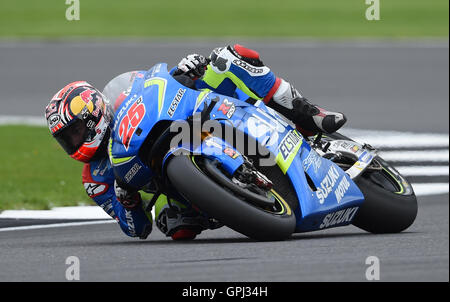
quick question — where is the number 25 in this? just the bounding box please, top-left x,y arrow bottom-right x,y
118,99 -> 145,150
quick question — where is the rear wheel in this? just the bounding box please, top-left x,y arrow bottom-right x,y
166,155 -> 296,241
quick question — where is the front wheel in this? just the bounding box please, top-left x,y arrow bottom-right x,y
323,132 -> 418,233
166,155 -> 296,241
352,156 -> 418,233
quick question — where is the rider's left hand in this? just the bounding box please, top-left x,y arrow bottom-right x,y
174,54 -> 209,79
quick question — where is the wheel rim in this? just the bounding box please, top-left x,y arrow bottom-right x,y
364,158 -> 413,195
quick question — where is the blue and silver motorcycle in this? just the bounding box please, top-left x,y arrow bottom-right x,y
103,63 -> 417,241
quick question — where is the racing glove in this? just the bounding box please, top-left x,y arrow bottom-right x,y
174,54 -> 209,80
114,181 -> 142,210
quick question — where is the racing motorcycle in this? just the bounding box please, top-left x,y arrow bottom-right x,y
103,63 -> 418,241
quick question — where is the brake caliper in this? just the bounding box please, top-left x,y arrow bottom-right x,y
253,170 -> 273,191
233,157 -> 273,192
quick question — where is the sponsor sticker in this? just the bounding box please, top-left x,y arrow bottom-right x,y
79,89 -> 95,104
48,114 -> 60,128
360,151 -> 373,163
167,88 -> 186,117
276,130 -> 303,174
233,59 -> 264,74
223,147 -> 239,159
335,176 -> 351,203
217,99 -> 236,119
316,165 -> 340,204
124,163 -> 142,183
45,103 -> 58,118
125,210 -> 136,236
99,198 -> 116,218
84,182 -> 108,198
351,145 -> 360,153
92,158 -> 108,176
303,150 -> 322,173
319,206 -> 359,229
204,137 -> 223,149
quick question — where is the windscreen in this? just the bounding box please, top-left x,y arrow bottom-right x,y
102,71 -> 138,113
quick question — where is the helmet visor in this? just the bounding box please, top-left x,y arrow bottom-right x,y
54,119 -> 89,155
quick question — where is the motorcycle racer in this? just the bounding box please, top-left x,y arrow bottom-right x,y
45,44 -> 346,241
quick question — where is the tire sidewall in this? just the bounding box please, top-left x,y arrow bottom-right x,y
352,174 -> 418,233
166,155 -> 297,241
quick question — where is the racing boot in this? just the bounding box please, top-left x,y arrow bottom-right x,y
266,79 -> 347,136
155,198 -> 220,240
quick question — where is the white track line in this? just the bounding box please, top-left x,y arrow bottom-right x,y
0,206 -> 112,220
411,183 -> 449,196
0,183 -> 447,232
0,220 -> 116,232
379,150 -> 449,162
0,115 -> 46,126
341,130 -> 449,148
396,166 -> 449,176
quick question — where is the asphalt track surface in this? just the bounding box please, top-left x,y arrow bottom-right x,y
0,40 -> 448,282
0,194 -> 448,282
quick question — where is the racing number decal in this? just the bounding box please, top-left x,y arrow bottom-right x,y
117,77 -> 166,151
118,97 -> 145,151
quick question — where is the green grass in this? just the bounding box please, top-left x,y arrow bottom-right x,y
0,125 -> 93,211
0,0 -> 448,38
